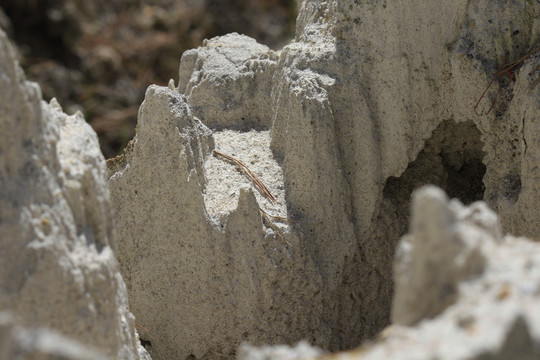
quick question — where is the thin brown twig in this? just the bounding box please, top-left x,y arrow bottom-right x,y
486,78 -> 502,115
474,47 -> 540,115
473,77 -> 495,114
128,300 -> 149,333
136,323 -> 149,332
527,63 -> 540,92
213,150 -> 276,203
214,191 -> 236,209
258,207 -> 296,224
260,209 -> 293,246
498,48 -> 540,74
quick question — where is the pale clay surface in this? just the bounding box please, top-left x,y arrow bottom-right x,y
110,0 -> 539,358
247,187 -> 540,360
204,129 -> 288,231
110,86 -> 319,359
2,0 -> 539,359
0,29 -> 148,360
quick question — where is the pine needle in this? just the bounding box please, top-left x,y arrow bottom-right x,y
258,207 -> 296,224
213,150 -> 276,203
260,209 -> 293,246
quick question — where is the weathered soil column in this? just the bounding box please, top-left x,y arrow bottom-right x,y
109,0 -> 540,359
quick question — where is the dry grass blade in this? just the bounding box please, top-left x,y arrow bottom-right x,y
260,209 -> 293,246
529,64 -> 540,91
258,207 -> 296,224
129,300 -> 149,333
136,323 -> 149,332
214,191 -> 236,209
213,150 -> 276,203
473,77 -> 496,114
498,48 -> 540,74
474,47 -> 540,115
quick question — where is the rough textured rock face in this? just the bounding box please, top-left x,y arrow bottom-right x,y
109,0 -> 540,359
179,33 -> 279,130
109,85 -> 324,360
392,187 -> 495,326
239,187 -> 540,360
284,0 -> 539,349
0,29 -> 148,359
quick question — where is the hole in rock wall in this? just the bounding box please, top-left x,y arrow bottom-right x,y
140,338 -> 152,350
382,119 -> 486,237
370,119 -> 485,335
335,119 -> 486,351
356,119 -> 486,347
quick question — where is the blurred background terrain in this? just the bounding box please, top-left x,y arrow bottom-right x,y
1,0 -> 297,158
